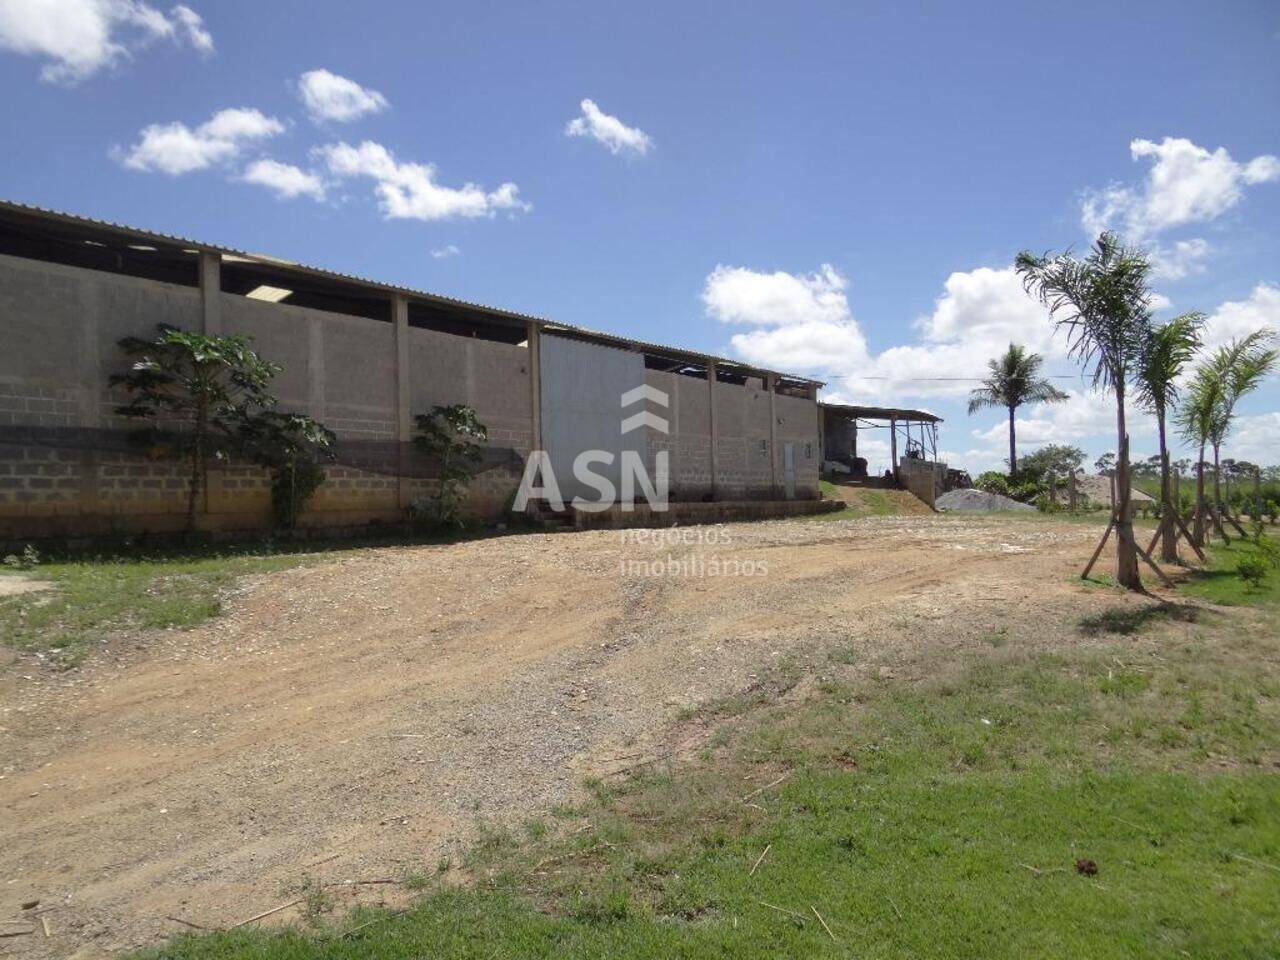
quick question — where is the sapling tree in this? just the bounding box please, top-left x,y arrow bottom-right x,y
112,323 -> 331,532
413,404 -> 488,529
1135,311 -> 1203,562
236,411 -> 336,529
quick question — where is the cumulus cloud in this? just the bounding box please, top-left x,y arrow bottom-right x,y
1222,412 -> 1280,465
1200,283 -> 1280,355
0,0 -> 212,82
1150,237 -> 1211,281
702,263 -> 870,373
705,262 -> 1065,402
316,140 -> 530,221
117,106 -> 283,175
297,68 -> 388,124
1081,137 -> 1280,241
565,98 -> 653,156
430,244 -> 460,259
241,158 -> 325,200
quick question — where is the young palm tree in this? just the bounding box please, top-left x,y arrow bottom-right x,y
1179,330 -> 1277,545
1135,312 -> 1204,562
1204,331 -> 1278,528
967,343 -> 1068,473
1176,370 -> 1222,547
1015,233 -> 1154,591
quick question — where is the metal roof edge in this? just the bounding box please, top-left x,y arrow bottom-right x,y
0,199 -> 825,388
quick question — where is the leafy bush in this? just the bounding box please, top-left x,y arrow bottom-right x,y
2,544 -> 40,570
1236,554 -> 1269,590
412,404 -> 488,530
975,472 -> 1009,496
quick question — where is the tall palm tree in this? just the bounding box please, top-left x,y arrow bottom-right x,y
967,344 -> 1068,473
1135,312 -> 1204,562
1016,233 -> 1154,591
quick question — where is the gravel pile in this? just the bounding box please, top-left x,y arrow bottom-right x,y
936,488 -> 1036,513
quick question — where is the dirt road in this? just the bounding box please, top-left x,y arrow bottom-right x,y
1,514 -> 1115,957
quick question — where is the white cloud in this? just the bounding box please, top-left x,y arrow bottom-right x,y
296,68 -> 388,124
1081,137 -> 1280,240
241,158 -> 325,201
316,140 -> 530,221
971,390 -> 1127,447
169,4 -> 209,50
703,263 -> 870,373
117,106 -> 283,175
1200,283 -> 1280,355
431,244 -> 460,259
565,98 -> 652,156
707,262 -> 1065,403
0,0 -> 212,82
1150,237 -> 1211,281
1223,412 -> 1280,465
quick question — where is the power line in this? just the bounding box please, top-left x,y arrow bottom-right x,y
834,374 -> 1081,382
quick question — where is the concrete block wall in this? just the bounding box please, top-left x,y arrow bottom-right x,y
641,370 -> 821,503
0,254 -> 533,540
643,370 -> 713,501
0,249 -> 821,542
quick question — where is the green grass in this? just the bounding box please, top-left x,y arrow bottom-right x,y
1182,533 -> 1280,608
0,537 -> 402,664
132,607 -> 1280,959
810,480 -> 911,521
0,547 -> 324,664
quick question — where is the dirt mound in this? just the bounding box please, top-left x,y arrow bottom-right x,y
936,489 -> 1036,513
824,484 -> 935,516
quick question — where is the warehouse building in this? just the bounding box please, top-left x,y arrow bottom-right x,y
0,201 -> 825,541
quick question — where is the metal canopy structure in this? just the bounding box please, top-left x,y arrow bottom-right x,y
820,402 -> 943,474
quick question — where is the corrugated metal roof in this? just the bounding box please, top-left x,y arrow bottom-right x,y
0,198 -> 824,386
822,402 -> 943,423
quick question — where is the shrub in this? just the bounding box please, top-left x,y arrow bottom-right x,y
2,544 -> 40,570
412,404 -> 488,530
1236,554 -> 1269,590
975,472 -> 1010,496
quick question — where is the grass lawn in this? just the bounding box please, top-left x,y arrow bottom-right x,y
132,587 -> 1280,958
0,545 -> 330,665
1182,530 -> 1280,608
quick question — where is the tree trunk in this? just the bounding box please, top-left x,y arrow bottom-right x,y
1211,442 -> 1227,541
1157,410 -> 1177,564
1007,405 -> 1017,474
186,427 -> 203,534
1114,389 -> 1141,590
1193,443 -> 1206,548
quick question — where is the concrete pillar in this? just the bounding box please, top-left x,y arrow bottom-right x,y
394,295 -> 411,509
527,321 -> 542,454
76,287 -> 101,517
708,363 -> 719,500
890,416 -> 898,475
307,319 -> 326,421
198,252 -> 221,335
766,373 -> 778,497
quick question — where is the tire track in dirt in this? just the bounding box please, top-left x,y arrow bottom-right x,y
0,515 -> 1100,957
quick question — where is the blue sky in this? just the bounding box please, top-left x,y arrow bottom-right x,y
2,0 -> 1277,473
